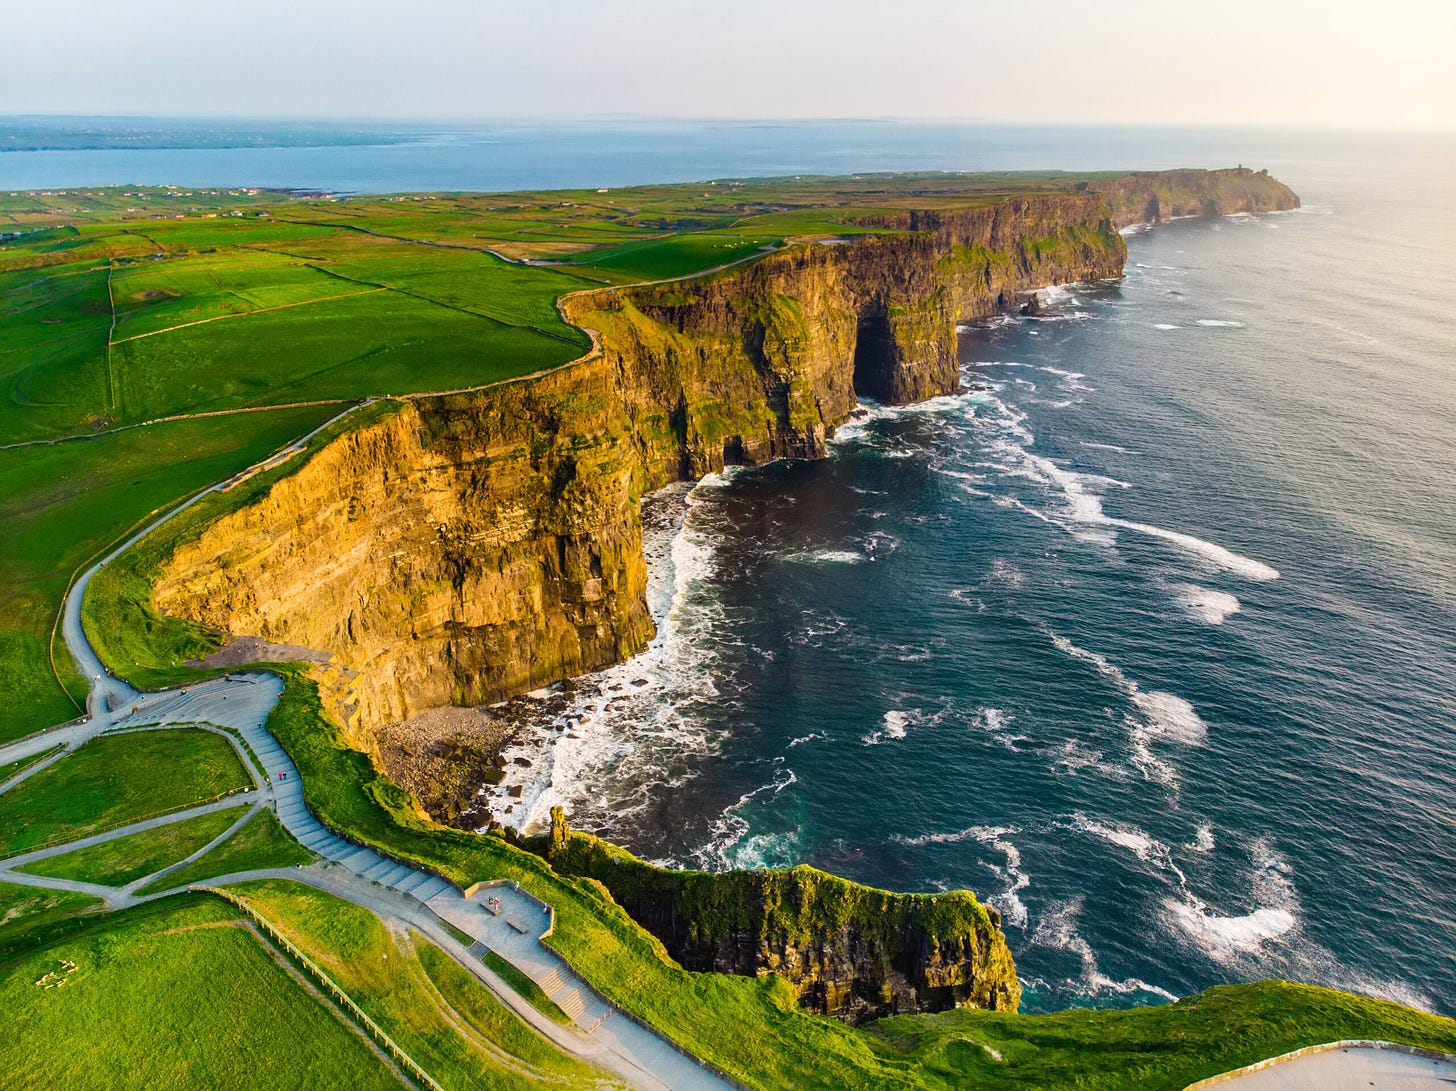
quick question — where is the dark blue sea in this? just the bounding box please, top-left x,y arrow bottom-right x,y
10,120 -> 1452,1014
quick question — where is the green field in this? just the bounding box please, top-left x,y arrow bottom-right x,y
0,403 -> 340,742
17,805 -> 244,887
139,807 -> 315,893
0,727 -> 251,856
226,879 -> 618,1089
0,897 -> 405,1091
0,882 -> 103,945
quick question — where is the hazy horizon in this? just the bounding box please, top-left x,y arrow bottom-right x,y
4,0 -> 1452,133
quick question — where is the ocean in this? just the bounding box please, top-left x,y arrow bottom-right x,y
10,120 -> 1452,1014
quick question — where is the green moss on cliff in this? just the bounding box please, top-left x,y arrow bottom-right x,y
539,808 -> 1020,1020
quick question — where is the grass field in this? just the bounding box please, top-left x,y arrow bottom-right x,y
17,805 -> 244,887
0,882 -> 102,942
0,403 -> 340,743
139,808 -> 315,893
226,879 -> 618,1090
0,728 -> 251,856
0,896 -> 405,1091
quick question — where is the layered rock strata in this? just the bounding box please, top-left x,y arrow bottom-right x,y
539,808 -> 1021,1022
155,170 -> 1298,743
155,191 -> 1127,740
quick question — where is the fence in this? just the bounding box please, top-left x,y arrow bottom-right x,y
198,886 -> 443,1091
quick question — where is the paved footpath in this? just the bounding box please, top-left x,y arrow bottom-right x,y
0,426 -> 732,1091
1210,1044 -> 1456,1089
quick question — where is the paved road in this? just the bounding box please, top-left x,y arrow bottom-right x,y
0,428 -> 733,1091
1212,1044 -> 1456,1089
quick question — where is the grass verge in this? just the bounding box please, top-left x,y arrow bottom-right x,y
482,950 -> 573,1026
0,745 -> 61,783
16,804 -> 243,887
138,807 -> 316,893
225,878 -> 617,1089
0,727 -> 252,857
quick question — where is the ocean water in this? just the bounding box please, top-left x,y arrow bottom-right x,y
11,119 -> 1452,1014
477,137 -> 1456,1014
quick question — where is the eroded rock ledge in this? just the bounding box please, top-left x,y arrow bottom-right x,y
536,808 -> 1021,1022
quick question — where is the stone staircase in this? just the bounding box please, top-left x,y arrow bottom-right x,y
535,966 -> 588,1022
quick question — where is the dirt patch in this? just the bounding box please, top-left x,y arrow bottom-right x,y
189,635 -> 332,670
375,706 -> 517,827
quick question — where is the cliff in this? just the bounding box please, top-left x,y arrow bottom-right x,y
538,808 -> 1020,1022
1090,167 -> 1300,228
153,190 -> 1127,740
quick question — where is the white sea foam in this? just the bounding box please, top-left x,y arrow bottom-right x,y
987,558 -> 1025,588
862,709 -> 914,745
970,707 -> 1028,750
786,548 -> 867,565
1191,825 -> 1216,853
893,824 -> 1030,929
1030,897 -> 1179,1001
1054,740 -> 1130,780
959,379 -> 1279,580
1152,323 -> 1181,330
1195,319 -> 1245,328
1108,518 -> 1279,581
1071,812 -> 1184,879
476,477 -> 740,835
1165,839 -> 1298,961
1047,630 -> 1207,785
1080,441 -> 1137,454
786,732 -> 827,748
1037,283 -> 1079,307
1173,583 -> 1242,624
698,766 -> 800,869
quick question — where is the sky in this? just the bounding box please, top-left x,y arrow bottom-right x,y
4,0 -> 1453,130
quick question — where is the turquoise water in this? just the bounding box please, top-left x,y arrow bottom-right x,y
11,120 -> 1451,1013
483,138 -> 1456,1015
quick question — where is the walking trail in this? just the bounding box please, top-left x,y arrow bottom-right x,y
0,420 -> 732,1091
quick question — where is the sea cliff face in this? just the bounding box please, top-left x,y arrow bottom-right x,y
539,808 -> 1021,1022
155,190 -> 1127,738
153,171 -> 1297,740
1092,167 -> 1300,228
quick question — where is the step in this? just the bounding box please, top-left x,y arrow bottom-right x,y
395,871 -> 431,896
360,857 -> 395,881
556,989 -> 587,1021
537,968 -> 565,996
381,865 -> 413,888
413,877 -> 449,902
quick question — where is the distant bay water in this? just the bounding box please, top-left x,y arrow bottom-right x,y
0,118 -> 1444,197
10,119 -> 1453,1014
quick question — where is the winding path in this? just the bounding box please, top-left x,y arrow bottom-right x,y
0,424 -> 733,1091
